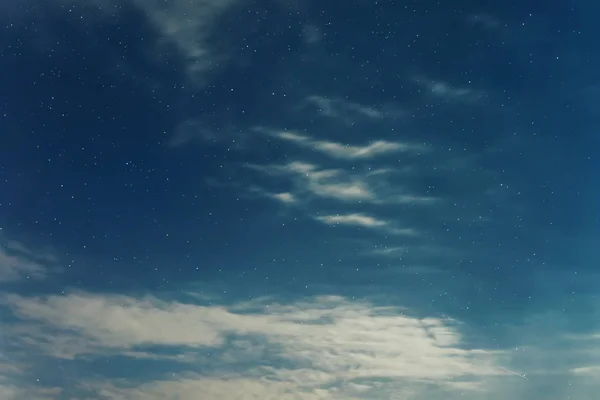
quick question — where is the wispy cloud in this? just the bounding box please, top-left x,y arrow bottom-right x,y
4,240 -> 57,263
370,244 -> 455,258
0,241 -> 49,282
248,161 -> 435,206
0,361 -> 61,400
316,213 -> 418,236
167,118 -> 248,149
269,191 -> 296,204
167,119 -> 217,147
128,0 -> 240,85
268,130 -> 425,160
304,95 -> 383,121
247,186 -> 298,204
67,0 -> 241,86
3,291 -> 509,399
249,161 -> 374,202
413,76 -> 484,103
316,213 -> 388,228
571,366 -> 600,376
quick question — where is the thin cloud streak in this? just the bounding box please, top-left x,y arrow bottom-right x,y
316,213 -> 387,227
247,186 -> 298,204
412,75 -> 485,103
270,192 -> 296,204
315,213 -> 418,236
304,95 -> 383,120
249,161 -> 375,202
271,130 -> 425,160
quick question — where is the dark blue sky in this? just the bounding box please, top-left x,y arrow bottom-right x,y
1,0 -> 599,399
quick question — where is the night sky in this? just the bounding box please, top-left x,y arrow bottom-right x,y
1,0 -> 599,399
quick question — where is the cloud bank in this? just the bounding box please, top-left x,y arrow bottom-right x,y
4,290 -> 511,399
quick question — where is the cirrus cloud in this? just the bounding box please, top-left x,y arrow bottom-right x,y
268,130 -> 426,160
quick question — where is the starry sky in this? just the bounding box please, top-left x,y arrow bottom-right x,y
0,0 -> 599,399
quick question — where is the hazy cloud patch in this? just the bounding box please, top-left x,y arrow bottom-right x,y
467,14 -> 503,31
0,240 -> 52,283
412,76 -> 485,103
3,290 -> 513,399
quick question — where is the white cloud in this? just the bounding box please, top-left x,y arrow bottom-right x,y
4,291 -> 508,399
313,139 -> 413,159
248,161 -> 434,206
89,375 -> 321,400
245,186 -> 298,205
572,366 -> 600,376
271,130 -> 424,160
316,213 -> 387,227
85,371 -> 428,400
271,192 -> 296,204
370,244 -> 455,258
316,213 -> 418,236
280,161 -> 376,202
